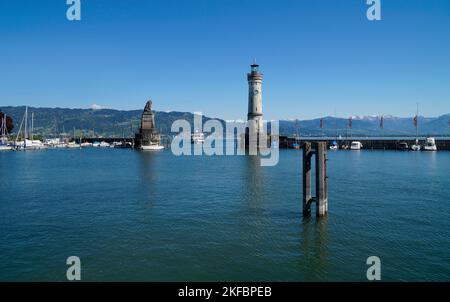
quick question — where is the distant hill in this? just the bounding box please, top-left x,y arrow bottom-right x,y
0,106 -> 223,138
1,106 -> 449,138
280,114 -> 450,137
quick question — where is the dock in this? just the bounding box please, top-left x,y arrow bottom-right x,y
279,136 -> 450,150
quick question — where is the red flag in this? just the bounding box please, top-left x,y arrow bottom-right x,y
320,119 -> 323,129
348,117 -> 352,129
413,115 -> 418,128
380,116 -> 384,129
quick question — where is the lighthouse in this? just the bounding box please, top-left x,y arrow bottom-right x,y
247,62 -> 263,132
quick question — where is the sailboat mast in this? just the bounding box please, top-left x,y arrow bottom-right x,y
1,115 -> 5,143
31,112 -> 34,141
334,109 -> 337,141
24,106 -> 28,140
15,111 -> 25,147
416,103 -> 419,140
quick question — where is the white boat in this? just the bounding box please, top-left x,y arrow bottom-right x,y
45,138 -> 67,148
14,107 -> 46,150
99,141 -> 110,148
411,139 -> 421,151
15,139 -> 47,150
423,137 -> 437,151
350,141 -> 363,150
191,131 -> 205,144
54,142 -> 68,148
80,142 -> 92,148
140,143 -> 164,151
0,144 -> 13,151
329,141 -> 338,150
67,141 -> 81,148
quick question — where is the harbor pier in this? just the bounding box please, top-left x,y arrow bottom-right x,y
281,136 -> 450,150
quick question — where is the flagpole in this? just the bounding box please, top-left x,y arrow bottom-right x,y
380,115 -> 384,150
416,103 -> 419,142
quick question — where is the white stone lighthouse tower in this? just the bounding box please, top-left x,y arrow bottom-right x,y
247,62 -> 263,132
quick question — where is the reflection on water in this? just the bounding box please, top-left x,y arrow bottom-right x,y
138,150 -> 156,184
137,151 -> 158,209
423,151 -> 438,173
241,151 -> 331,281
1,149 -> 450,281
300,215 -> 329,280
242,155 -> 265,213
237,155 -> 267,246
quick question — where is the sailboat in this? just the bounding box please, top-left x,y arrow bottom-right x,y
67,127 -> 81,148
0,114 -> 13,151
411,104 -> 421,151
14,107 -> 46,150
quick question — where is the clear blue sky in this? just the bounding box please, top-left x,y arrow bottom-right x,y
1,0 -> 449,120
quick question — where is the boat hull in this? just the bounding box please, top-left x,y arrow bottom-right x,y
140,145 -> 164,151
424,146 -> 437,151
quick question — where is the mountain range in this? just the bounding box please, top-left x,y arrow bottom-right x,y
1,106 -> 449,138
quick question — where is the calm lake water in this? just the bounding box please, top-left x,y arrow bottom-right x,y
1,148 -> 449,281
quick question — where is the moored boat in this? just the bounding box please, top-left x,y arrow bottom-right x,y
140,143 -> 164,151
423,137 -> 437,151
99,141 -> 110,148
81,142 -> 93,148
191,131 -> 205,144
0,143 -> 13,151
350,141 -> 363,150
329,141 -> 338,150
14,107 -> 46,151
397,142 -> 409,151
15,139 -> 47,150
411,139 -> 421,151
67,141 -> 80,148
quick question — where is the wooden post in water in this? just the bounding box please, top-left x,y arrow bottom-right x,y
303,142 -> 328,217
315,142 -> 328,216
302,142 -> 313,215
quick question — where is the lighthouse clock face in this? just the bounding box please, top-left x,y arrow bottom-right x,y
253,89 -> 259,95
